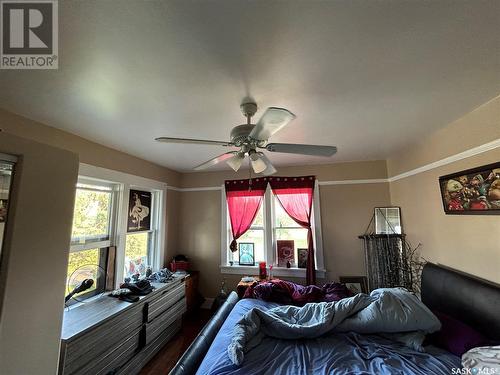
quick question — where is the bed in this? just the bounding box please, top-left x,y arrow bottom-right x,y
170,263 -> 500,374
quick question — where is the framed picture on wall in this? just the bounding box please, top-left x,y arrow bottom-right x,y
339,276 -> 368,294
439,162 -> 500,215
238,243 -> 255,266
277,240 -> 294,267
374,207 -> 402,234
127,190 -> 152,232
297,248 -> 308,268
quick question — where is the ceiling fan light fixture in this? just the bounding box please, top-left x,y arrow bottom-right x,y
226,152 -> 244,171
257,152 -> 277,176
249,151 -> 267,174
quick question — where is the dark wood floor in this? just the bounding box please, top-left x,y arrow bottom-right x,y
139,309 -> 213,375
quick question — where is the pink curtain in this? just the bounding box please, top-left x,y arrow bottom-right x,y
269,176 -> 316,285
225,178 -> 268,252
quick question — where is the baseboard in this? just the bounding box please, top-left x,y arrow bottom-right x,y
200,298 -> 214,310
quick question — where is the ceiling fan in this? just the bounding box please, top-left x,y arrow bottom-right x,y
155,101 -> 337,175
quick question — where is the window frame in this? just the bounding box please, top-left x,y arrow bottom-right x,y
220,180 -> 325,278
75,163 -> 167,289
123,189 -> 162,279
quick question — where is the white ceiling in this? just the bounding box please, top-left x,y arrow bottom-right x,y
1,0 -> 499,172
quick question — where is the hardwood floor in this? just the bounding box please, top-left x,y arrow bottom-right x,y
139,309 -> 213,375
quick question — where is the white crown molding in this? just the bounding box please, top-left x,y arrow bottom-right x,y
388,138 -> 500,182
168,179 -> 388,192
167,185 -> 222,192
165,138 -> 500,192
318,179 -> 388,186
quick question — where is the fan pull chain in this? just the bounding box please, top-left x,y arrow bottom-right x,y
248,158 -> 253,191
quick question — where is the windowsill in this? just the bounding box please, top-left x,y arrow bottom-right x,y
219,264 -> 326,279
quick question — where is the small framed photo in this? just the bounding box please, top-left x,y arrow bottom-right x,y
277,240 -> 294,267
297,248 -> 308,268
238,243 -> 255,266
374,207 -> 402,234
339,276 -> 368,294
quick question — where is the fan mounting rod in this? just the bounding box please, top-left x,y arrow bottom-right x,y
240,101 -> 257,124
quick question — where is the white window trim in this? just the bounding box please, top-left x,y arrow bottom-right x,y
78,163 -> 167,287
221,180 -> 326,279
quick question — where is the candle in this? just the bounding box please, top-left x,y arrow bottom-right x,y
259,261 -> 267,280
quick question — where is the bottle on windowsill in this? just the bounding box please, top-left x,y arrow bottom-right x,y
259,261 -> 267,280
286,260 -> 291,268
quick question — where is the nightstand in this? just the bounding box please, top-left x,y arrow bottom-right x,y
236,276 -> 260,298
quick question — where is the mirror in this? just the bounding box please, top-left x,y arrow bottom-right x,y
374,207 -> 402,234
0,154 -> 16,259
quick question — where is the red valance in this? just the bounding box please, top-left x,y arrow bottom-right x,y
224,177 -> 268,192
266,175 -> 315,190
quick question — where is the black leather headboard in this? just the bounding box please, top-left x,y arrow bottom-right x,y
421,262 -> 500,340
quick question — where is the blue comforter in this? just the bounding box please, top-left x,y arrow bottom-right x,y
229,288 -> 441,365
196,298 -> 461,375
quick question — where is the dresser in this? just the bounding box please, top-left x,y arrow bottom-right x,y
59,277 -> 186,375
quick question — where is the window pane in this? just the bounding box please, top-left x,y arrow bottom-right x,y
275,228 -> 308,267
66,248 -> 99,296
251,203 -> 264,227
274,198 -> 301,227
230,229 -> 265,264
125,232 -> 151,277
71,188 -> 112,243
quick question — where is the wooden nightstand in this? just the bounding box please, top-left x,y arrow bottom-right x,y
185,271 -> 201,313
236,276 -> 260,298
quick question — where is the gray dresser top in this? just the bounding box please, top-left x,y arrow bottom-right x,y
61,277 -> 184,341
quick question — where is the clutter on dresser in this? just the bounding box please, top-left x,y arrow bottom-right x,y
147,267 -> 174,283
170,254 -> 190,272
109,279 -> 155,303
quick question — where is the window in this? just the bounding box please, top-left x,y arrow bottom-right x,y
124,212 -> 158,279
228,203 -> 266,264
65,165 -> 167,304
222,184 -> 325,277
273,198 -> 309,267
66,181 -> 116,301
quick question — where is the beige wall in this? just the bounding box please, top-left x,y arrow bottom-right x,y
180,160 -> 388,188
388,97 -> 500,284
0,133 -> 79,375
387,96 -> 500,177
0,108 -> 181,263
177,161 -> 391,297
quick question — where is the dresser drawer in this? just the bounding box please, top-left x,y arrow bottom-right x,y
64,326 -> 142,375
147,282 -> 185,322
145,297 -> 186,345
63,303 -> 144,373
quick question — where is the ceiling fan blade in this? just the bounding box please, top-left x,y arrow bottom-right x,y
249,107 -> 296,141
257,152 -> 277,176
193,151 -> 238,171
266,143 -> 337,157
155,137 -> 233,147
